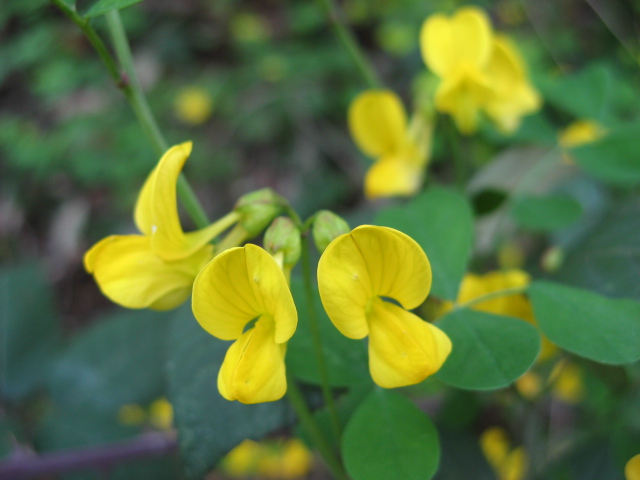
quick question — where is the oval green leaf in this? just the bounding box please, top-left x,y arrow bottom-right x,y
510,193 -> 582,231
435,310 -> 540,390
529,281 -> 640,364
342,389 -> 440,480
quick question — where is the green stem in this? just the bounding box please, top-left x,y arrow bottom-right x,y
286,377 -> 348,480
454,285 -> 528,311
445,117 -> 466,190
300,235 -> 342,443
315,0 -> 382,89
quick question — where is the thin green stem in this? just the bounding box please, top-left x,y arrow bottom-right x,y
454,285 -> 529,311
315,0 -> 382,89
300,235 -> 342,443
445,117 -> 466,190
286,377 -> 348,480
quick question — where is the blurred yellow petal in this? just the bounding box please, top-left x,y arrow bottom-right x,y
149,397 -> 174,431
174,87 -> 213,125
420,6 -> 493,77
221,439 -> 263,476
364,155 -> 424,199
193,244 -> 297,342
117,404 -> 147,426
480,427 -> 510,469
85,234 -> 212,310
217,316 -> 288,404
368,297 -> 451,388
626,454 -> 640,480
318,225 -> 432,339
348,90 -> 407,158
558,119 -> 606,148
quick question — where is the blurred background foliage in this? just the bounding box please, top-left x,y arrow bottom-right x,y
2,0 -> 640,479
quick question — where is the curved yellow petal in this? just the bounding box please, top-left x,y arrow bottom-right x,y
626,454 -> 640,480
364,155 -> 424,199
367,297 -> 451,388
192,244 -> 297,343
217,316 -> 287,404
85,234 -> 212,311
318,225 -> 432,339
348,90 -> 407,158
420,7 -> 493,77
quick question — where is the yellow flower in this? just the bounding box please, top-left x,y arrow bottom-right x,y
117,404 -> 147,426
558,119 -> 606,148
348,90 -> 431,199
84,143 -> 240,311
480,427 -> 527,480
626,454 -> 640,480
317,225 -> 451,388
192,244 -> 297,404
257,439 -> 313,479
221,439 -> 262,476
174,87 -> 213,125
549,360 -> 584,404
420,7 -> 540,134
148,397 -> 174,431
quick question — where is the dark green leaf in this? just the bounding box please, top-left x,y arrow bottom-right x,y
79,0 -> 144,18
529,281 -> 640,364
510,193 -> 582,231
375,185 -> 474,300
166,305 -> 294,480
287,279 -> 369,387
342,389 -> 440,480
0,263 -> 61,401
472,189 -> 508,217
436,310 -> 540,390
572,123 -> 640,187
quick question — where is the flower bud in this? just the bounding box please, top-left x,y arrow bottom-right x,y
264,217 -> 301,267
312,210 -> 350,253
234,188 -> 287,237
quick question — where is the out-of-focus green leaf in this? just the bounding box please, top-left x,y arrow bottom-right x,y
49,308 -> 171,411
530,281 -> 640,364
0,263 -> 61,401
166,305 -> 294,480
571,123 -> 640,186
342,389 -> 440,480
375,186 -> 474,300
80,0 -> 144,18
287,279 -> 369,387
436,310 -> 540,390
510,193 -> 582,231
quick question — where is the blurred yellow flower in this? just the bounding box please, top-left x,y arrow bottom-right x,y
221,438 -> 313,479
317,225 -> 451,388
84,143 -> 240,310
626,454 -> 640,480
174,87 -> 213,125
221,439 -> 262,476
348,89 -> 431,198
192,244 -> 297,404
549,360 -> 584,404
480,427 -> 527,480
117,404 -> 147,426
558,119 -> 606,148
420,6 -> 540,134
230,12 -> 271,43
149,397 -> 174,431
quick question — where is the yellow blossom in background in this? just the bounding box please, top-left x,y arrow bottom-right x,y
192,244 -> 297,403
549,360 -> 584,404
174,87 -> 213,125
84,143 -> 240,310
149,397 -> 174,431
514,371 -> 543,400
420,6 -> 540,134
230,12 -> 271,43
317,225 -> 451,388
221,439 -> 263,476
117,404 -> 147,426
221,438 -> 313,479
480,427 -> 527,480
558,119 -> 606,148
626,454 -> 640,480
348,90 -> 431,198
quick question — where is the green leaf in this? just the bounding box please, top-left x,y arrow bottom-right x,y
166,305 -> 294,480
529,281 -> 640,364
435,310 -> 540,390
79,0 -> 144,18
375,185 -> 474,300
342,389 -> 440,480
572,123 -> 640,187
510,193 -> 582,231
287,279 -> 369,387
0,263 -> 61,401
49,308 -> 171,411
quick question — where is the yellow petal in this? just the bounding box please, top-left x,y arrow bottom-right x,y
420,7 -> 493,77
348,90 -> 407,158
217,316 -> 288,404
558,120 -> 606,148
318,225 -> 432,339
626,454 -> 640,480
480,426 -> 510,469
192,244 -> 297,342
364,155 -> 424,199
85,234 -> 212,310
367,297 -> 451,388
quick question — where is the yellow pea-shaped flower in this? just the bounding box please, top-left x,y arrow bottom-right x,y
317,225 -> 451,388
192,244 -> 297,404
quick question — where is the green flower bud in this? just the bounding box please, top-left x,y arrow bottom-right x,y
312,210 -> 350,253
234,188 -> 287,238
264,217 -> 301,267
